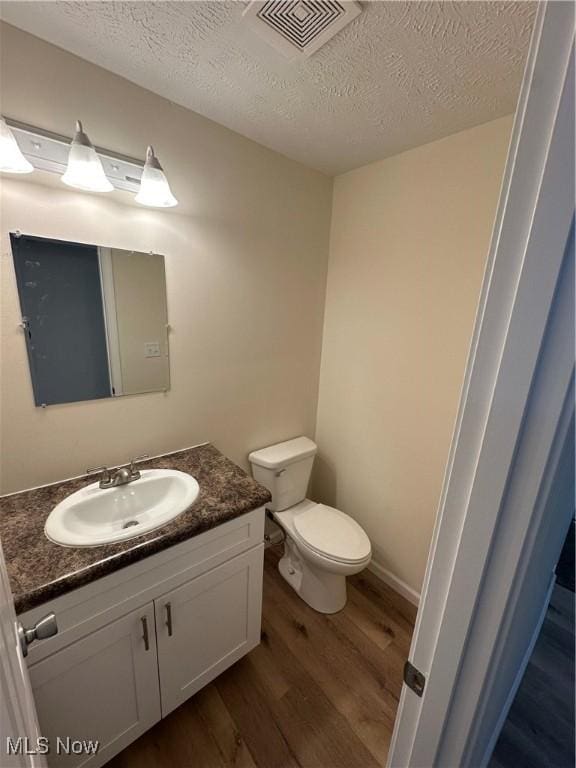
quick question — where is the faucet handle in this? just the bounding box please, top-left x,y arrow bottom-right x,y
128,455 -> 149,478
86,466 -> 111,485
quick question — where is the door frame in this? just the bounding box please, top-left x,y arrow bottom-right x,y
387,2 -> 575,766
0,533 -> 46,768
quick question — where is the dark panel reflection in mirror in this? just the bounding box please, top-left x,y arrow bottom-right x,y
10,234 -> 170,406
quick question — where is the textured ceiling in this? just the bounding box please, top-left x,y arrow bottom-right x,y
0,1 -> 536,175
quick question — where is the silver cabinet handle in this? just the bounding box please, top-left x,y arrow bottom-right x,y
17,613 -> 58,657
165,602 -> 173,637
141,616 -> 150,651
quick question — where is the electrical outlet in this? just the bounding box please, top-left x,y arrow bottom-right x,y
144,341 -> 161,358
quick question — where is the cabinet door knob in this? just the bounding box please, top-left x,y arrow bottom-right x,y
17,613 -> 58,658
165,602 -> 173,637
141,616 -> 150,651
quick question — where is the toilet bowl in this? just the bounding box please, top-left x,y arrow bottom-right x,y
274,499 -> 371,613
249,437 -> 371,614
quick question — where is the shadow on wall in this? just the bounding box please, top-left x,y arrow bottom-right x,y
310,454 -> 338,507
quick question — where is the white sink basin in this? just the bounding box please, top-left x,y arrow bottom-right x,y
45,469 -> 200,548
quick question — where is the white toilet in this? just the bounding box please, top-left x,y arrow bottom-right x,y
249,436 -> 371,614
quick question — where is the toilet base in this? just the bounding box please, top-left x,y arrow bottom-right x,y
278,540 -> 347,614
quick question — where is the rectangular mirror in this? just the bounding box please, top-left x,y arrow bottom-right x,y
10,233 -> 170,407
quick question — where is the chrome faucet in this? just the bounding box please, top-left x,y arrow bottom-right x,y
87,455 -> 149,489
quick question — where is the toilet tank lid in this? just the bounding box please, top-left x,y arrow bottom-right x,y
249,436 -> 317,469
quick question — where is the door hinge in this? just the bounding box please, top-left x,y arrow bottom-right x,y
404,660 -> 425,697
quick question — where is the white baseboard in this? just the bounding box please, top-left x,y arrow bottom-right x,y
367,559 -> 421,606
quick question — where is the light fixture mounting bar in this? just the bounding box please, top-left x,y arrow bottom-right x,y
2,117 -> 144,193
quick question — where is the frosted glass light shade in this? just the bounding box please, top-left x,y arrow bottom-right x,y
61,120 -> 113,192
135,146 -> 178,208
0,118 -> 33,173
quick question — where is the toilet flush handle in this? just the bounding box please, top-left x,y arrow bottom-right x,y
275,469 -> 286,477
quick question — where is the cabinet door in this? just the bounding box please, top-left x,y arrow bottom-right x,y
28,602 -> 160,768
156,544 -> 264,716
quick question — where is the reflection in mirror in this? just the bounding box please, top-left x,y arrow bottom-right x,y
10,234 -> 170,406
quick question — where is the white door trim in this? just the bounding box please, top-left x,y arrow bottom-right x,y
0,534 -> 46,768
387,2 -> 575,765
439,224 -> 574,767
477,571 -> 555,768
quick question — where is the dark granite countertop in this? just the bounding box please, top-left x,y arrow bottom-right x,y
0,444 -> 271,614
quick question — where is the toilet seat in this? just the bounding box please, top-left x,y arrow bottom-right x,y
291,503 -> 371,564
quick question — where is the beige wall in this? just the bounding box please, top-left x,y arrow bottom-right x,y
0,23 -> 511,597
0,24 -> 332,493
312,116 -> 512,595
111,250 -> 169,395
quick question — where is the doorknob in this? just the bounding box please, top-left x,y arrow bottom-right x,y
17,613 -> 58,657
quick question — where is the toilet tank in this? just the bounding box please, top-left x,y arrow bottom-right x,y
248,437 -> 317,512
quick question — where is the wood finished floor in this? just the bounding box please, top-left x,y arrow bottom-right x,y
490,584 -> 575,768
108,547 -> 416,768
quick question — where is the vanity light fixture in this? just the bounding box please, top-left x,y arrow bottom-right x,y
0,117 -> 34,174
135,146 -> 178,208
61,120 -> 113,193
0,117 -> 178,208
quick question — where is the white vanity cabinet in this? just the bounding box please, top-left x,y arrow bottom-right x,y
19,508 -> 265,768
28,602 -> 160,768
156,546 -> 263,715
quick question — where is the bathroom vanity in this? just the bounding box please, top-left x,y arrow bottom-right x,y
0,444 -> 270,768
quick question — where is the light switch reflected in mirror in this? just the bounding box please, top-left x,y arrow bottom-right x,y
10,234 -> 170,406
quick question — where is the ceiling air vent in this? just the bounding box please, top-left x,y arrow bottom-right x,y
243,1 -> 362,60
